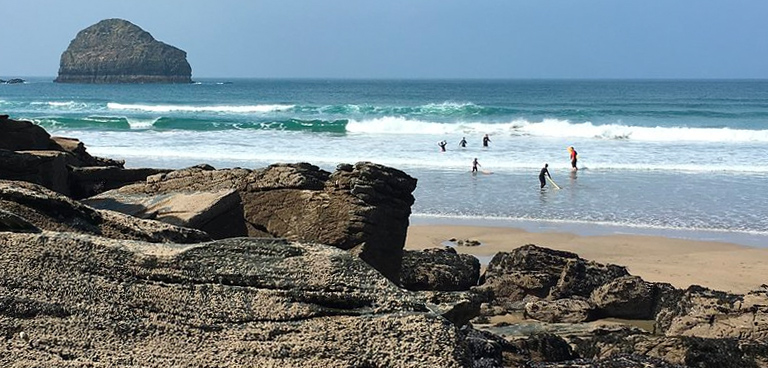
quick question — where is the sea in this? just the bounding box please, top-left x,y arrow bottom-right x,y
2,78 -> 768,247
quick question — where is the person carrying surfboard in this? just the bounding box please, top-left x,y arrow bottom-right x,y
472,158 -> 480,173
539,163 -> 552,188
569,146 -> 578,171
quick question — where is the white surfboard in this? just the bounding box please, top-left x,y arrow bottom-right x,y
546,176 -> 561,189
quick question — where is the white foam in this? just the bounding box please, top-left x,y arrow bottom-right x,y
126,117 -> 161,129
47,101 -> 77,107
345,116 -> 768,143
419,102 -> 477,113
517,119 -> 768,143
107,102 -> 295,114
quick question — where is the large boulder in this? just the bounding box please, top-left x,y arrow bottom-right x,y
479,245 -> 629,314
524,298 -> 597,323
0,180 -> 209,243
85,188 -> 246,239
85,162 -> 417,282
400,247 -> 481,291
55,18 -> 192,83
0,232 -> 481,367
591,276 -> 657,320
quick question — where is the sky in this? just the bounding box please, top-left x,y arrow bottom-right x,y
2,0 -> 767,79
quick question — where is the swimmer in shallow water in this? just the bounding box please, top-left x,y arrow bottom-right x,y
569,146 -> 578,171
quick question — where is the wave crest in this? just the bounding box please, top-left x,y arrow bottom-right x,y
107,102 -> 295,113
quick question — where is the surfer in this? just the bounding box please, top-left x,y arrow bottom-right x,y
569,146 -> 578,171
539,163 -> 552,188
438,140 -> 447,152
459,137 -> 467,148
482,134 -> 491,147
472,158 -> 480,173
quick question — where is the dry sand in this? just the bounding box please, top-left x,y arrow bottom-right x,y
405,224 -> 768,294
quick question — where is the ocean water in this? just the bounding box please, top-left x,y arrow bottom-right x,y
2,78 -> 768,246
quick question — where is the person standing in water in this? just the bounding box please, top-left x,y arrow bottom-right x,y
482,134 -> 491,147
569,146 -> 578,171
459,137 -> 468,148
472,158 -> 480,173
438,140 -> 447,152
539,163 -> 552,188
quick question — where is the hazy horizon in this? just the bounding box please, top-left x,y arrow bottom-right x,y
3,1 -> 768,79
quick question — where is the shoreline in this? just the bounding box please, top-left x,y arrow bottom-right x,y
405,223 -> 768,294
410,214 -> 768,248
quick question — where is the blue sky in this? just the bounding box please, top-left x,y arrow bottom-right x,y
2,0 -> 767,79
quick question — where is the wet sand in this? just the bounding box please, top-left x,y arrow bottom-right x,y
405,224 -> 768,294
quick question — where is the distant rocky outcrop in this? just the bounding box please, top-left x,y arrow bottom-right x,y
55,18 -> 192,84
0,78 -> 25,84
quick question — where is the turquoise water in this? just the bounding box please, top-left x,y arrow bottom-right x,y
2,78 -> 768,245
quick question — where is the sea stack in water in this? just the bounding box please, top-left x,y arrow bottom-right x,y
55,19 -> 192,84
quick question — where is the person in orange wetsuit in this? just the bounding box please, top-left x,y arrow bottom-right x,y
568,146 -> 578,171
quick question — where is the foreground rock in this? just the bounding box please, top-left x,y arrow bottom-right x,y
55,18 -> 192,83
0,180 -> 209,243
0,232 -> 480,367
86,162 -> 417,282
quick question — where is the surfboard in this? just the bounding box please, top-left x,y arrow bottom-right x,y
546,176 -> 561,189
481,170 -> 493,175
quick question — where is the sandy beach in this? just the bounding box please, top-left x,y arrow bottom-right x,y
405,224 -> 768,294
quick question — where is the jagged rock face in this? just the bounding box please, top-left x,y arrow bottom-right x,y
400,247 -> 481,291
86,162 -> 418,282
655,284 -> 768,340
0,233 -> 477,367
55,18 -> 192,84
564,330 -> 767,368
478,244 -> 629,315
0,180 -> 209,243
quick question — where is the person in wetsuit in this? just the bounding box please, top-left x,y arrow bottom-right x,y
459,137 -> 467,148
438,140 -> 447,152
539,163 -> 551,188
482,134 -> 491,147
569,146 -> 578,171
472,158 -> 480,173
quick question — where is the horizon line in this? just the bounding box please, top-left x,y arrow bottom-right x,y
7,76 -> 768,82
